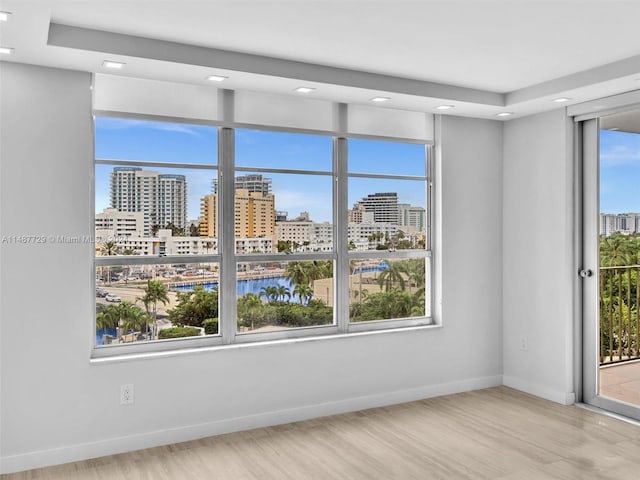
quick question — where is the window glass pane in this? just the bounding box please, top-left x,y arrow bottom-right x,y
95,117 -> 218,165
96,262 -> 220,346
231,172 -> 333,254
236,129 -> 332,171
96,164 -> 217,253
349,258 -> 426,322
236,260 -> 334,333
348,177 -> 427,251
348,138 -> 426,176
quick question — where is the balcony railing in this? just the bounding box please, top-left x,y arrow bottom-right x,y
600,265 -> 640,364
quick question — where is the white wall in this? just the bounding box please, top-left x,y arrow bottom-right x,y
0,63 -> 503,474
502,109 -> 576,404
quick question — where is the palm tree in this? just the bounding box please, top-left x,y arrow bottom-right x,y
293,283 -> 314,305
377,261 -> 409,292
139,280 -> 170,339
99,240 -> 120,285
99,240 -> 120,256
118,301 -> 149,337
259,285 -> 279,304
286,261 -> 311,287
368,231 -> 384,248
276,285 -> 291,302
237,293 -> 263,330
96,304 -> 120,332
600,235 -> 633,267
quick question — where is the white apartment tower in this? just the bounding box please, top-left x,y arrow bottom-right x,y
398,203 -> 426,233
110,167 -> 187,236
357,192 -> 399,225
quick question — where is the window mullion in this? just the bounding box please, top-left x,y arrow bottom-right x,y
335,137 -> 349,333
219,127 -> 237,344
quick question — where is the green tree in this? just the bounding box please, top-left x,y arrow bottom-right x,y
259,285 -> 279,304
99,240 -> 120,285
237,293 -> 264,330
600,234 -> 633,267
293,283 -> 314,305
164,222 -> 185,236
352,290 -> 414,322
139,280 -> 170,339
276,285 -> 291,302
277,240 -> 292,253
99,240 -> 120,256
377,261 -> 410,292
96,304 -> 120,331
118,301 -> 149,335
168,285 -> 218,328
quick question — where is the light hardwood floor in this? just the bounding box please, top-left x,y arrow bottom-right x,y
3,386 -> 640,480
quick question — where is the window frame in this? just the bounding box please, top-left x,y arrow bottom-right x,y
92,110 -> 434,358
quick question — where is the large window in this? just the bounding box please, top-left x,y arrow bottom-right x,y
347,139 -> 430,326
94,116 -> 432,354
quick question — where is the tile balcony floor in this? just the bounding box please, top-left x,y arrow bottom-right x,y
600,360 -> 640,406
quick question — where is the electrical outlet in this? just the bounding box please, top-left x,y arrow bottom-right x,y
520,336 -> 528,352
120,384 -> 134,405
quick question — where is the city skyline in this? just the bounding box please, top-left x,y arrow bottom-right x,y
95,117 -> 427,222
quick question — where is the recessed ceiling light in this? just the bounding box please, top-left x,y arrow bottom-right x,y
370,97 -> 390,102
206,75 -> 228,82
436,105 -> 454,110
497,112 -> 514,117
102,60 -> 125,69
553,97 -> 571,103
0,47 -> 14,55
0,11 -> 11,21
295,87 -> 315,93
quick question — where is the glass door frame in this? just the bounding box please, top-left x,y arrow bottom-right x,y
581,113 -> 640,420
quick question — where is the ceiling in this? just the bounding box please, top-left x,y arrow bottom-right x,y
3,0 -> 640,120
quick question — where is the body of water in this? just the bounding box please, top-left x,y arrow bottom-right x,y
175,276 -> 297,298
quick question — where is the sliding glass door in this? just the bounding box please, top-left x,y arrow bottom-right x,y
583,110 -> 640,419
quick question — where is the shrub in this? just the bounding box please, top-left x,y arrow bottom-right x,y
203,318 -> 219,335
158,326 -> 201,339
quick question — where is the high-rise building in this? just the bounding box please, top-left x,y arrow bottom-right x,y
110,167 -> 187,236
200,189 -> 275,240
398,203 -> 426,233
357,192 -> 398,224
199,194 -> 218,237
212,173 -> 272,196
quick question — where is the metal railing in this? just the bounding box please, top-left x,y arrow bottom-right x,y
600,265 -> 640,364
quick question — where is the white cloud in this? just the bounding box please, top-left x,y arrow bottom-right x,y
96,117 -> 203,137
601,143 -> 640,166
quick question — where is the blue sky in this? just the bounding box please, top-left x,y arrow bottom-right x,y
95,117 -> 427,223
600,129 -> 640,214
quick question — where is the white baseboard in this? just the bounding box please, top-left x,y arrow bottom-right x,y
0,375 -> 502,474
503,375 -> 576,405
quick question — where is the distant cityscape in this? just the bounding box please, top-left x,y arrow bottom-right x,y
600,213 -> 640,236
96,169 -> 427,254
